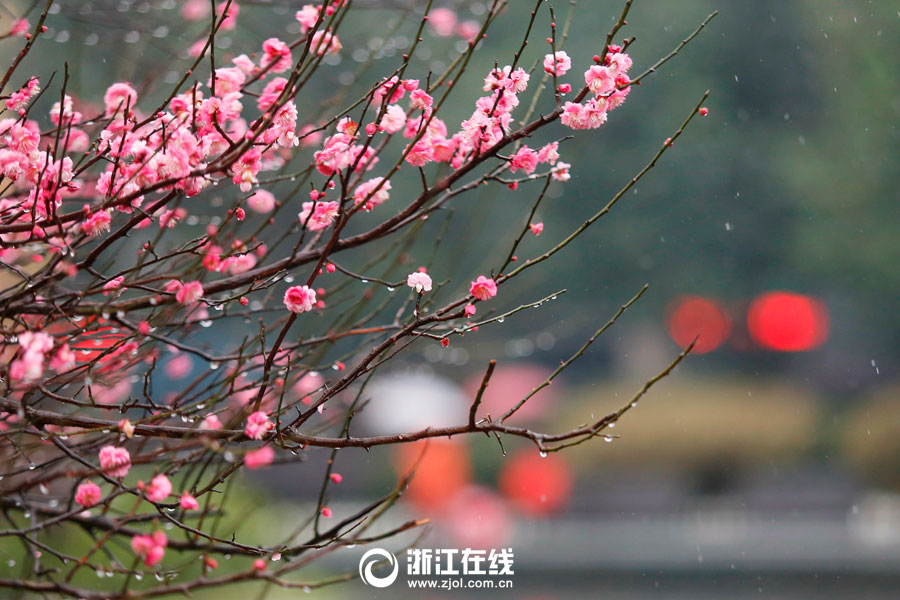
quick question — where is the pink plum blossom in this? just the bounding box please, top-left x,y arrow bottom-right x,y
469,276 -> 498,301
296,5 -> 320,32
509,146 -> 539,174
299,200 -> 339,230
260,38 -> 292,73
310,30 -> 342,56
407,272 -> 433,293
175,280 -> 204,305
353,177 -> 391,210
131,531 -> 167,567
180,492 -> 200,510
75,482 -> 102,508
98,446 -> 131,478
144,474 -> 172,502
543,50 -> 572,76
82,211 -> 112,237
284,285 -> 317,313
244,411 -> 274,440
551,161 -> 571,181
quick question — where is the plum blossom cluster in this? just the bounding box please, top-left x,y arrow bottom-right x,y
8,331 -> 74,382
131,531 -> 168,567
560,45 -> 634,130
0,40 -> 304,287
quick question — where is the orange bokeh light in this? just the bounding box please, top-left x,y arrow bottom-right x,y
393,439 -> 471,511
665,295 -> 731,354
747,291 -> 829,352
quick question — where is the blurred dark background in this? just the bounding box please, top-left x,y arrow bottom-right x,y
3,0 -> 899,597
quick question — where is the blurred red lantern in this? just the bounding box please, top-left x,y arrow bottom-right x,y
67,317 -> 129,363
747,291 -> 829,352
498,449 -> 573,516
393,439 -> 471,511
665,295 -> 731,354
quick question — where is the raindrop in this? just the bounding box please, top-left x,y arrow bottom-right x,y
84,33 -> 99,46
285,275 -> 294,283
124,31 -> 140,44
209,362 -> 219,370
200,320 -> 213,328
361,279 -> 369,284
539,451 -> 548,458
386,286 -> 395,292
725,222 -> 732,231
497,317 -> 505,323
604,436 -> 614,443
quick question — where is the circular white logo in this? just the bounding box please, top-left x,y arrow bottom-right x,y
358,548 -> 399,588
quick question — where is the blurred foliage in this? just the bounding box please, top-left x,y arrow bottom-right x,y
560,374 -> 819,469
841,384 -> 900,490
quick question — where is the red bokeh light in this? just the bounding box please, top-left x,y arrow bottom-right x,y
54,317 -> 129,363
498,450 -> 573,516
665,295 -> 731,354
747,291 -> 829,352
442,486 -> 511,549
463,364 -> 560,423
